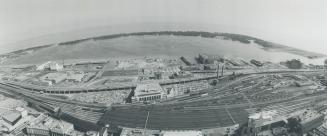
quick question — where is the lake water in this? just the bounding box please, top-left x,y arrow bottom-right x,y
4,35 -> 326,65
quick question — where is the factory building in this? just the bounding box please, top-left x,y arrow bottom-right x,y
132,83 -> 166,102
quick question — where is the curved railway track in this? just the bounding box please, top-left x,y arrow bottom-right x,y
0,69 -> 324,132
0,83 -> 106,131
3,69 -> 320,94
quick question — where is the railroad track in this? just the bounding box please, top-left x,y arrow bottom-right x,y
0,69 -> 324,131
2,69 -> 321,94
0,83 -> 106,128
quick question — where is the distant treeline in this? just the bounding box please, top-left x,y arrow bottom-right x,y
57,31 -> 278,49
2,31 -> 278,57
58,38 -> 90,46
0,44 -> 53,57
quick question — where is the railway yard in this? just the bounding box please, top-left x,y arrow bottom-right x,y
0,55 -> 327,136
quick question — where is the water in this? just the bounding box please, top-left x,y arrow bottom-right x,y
4,35 -> 326,65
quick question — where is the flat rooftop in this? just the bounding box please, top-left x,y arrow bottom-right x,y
134,83 -> 164,97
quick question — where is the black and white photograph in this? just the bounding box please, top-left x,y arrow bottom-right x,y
0,0 -> 327,136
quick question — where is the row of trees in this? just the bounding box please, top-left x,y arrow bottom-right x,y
282,59 -> 327,69
284,59 -> 303,69
57,31 -> 274,47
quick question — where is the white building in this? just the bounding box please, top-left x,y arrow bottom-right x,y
36,61 -> 51,71
15,107 -> 28,117
37,61 -> 63,71
248,110 -> 279,128
133,83 -> 166,102
49,63 -> 64,71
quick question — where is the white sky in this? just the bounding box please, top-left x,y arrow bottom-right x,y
0,0 -> 327,54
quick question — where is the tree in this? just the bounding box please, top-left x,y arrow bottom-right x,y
285,59 -> 303,69
287,117 -> 302,135
210,80 -> 218,86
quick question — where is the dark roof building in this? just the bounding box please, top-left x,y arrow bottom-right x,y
2,112 -> 22,126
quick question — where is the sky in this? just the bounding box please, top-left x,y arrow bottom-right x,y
0,0 -> 327,54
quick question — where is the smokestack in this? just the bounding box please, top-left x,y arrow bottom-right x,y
217,64 -> 219,78
221,65 -> 224,76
